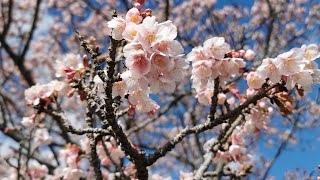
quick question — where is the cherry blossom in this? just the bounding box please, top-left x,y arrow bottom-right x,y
301,44 -> 320,61
25,80 -> 65,106
28,165 -> 48,179
188,37 -> 245,104
203,37 -> 231,59
21,115 -> 36,128
3,1 -> 320,179
107,17 -> 126,40
55,53 -> 84,79
34,128 -> 53,146
256,58 -> 281,84
246,71 -> 265,89
273,48 -> 306,76
126,7 -> 143,24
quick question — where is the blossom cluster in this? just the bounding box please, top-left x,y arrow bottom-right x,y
203,100 -> 273,164
55,53 -> 85,80
107,6 -> 189,114
52,144 -> 86,179
247,44 -> 320,92
24,80 -> 65,106
187,37 -> 248,105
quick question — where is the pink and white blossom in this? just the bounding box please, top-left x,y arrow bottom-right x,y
55,53 -> 83,78
244,49 -> 255,60
273,48 -> 306,76
203,37 -> 231,59
34,128 -> 53,146
256,58 -> 281,84
107,17 -> 126,40
125,7 -> 142,24
246,71 -> 265,89
301,44 -> 320,61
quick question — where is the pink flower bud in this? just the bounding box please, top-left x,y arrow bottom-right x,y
134,3 -> 142,10
128,105 -> 136,117
148,108 -> 157,117
137,0 -> 145,4
67,89 -> 76,98
66,70 -> 76,79
244,49 -> 255,60
246,88 -> 255,98
239,49 -> 246,57
233,52 -> 240,58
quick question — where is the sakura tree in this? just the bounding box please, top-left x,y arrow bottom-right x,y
1,0 -> 320,179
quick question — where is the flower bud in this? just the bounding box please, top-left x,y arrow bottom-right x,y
137,0 -> 145,4
244,49 -> 255,60
134,2 -> 142,10
239,49 -> 246,57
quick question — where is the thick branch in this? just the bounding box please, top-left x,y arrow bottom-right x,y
86,108 -> 103,180
41,108 -> 111,136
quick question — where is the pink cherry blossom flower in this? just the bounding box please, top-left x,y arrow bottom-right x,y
301,44 -> 320,61
246,88 -> 256,98
286,70 -> 313,91
191,60 -> 213,79
137,16 -> 177,51
148,71 -> 176,94
151,53 -> 175,71
125,7 -> 142,24
34,128 -> 53,146
213,151 -> 231,163
196,88 -> 214,105
123,42 -> 144,58
257,58 -> 281,83
126,50 -> 151,76
112,80 -> 128,98
229,144 -> 245,161
28,165 -> 48,179
21,114 -> 36,128
152,40 -> 184,56
60,144 -> 81,169
123,22 -> 140,41
187,46 -> 210,62
273,48 -> 306,76
246,71 -> 265,89
137,16 -> 160,49
55,53 -> 83,78
62,168 -> 86,180
25,80 -> 65,106
136,98 -> 159,112
121,70 -> 148,92
231,127 -> 246,145
203,37 -> 231,59
107,17 -> 126,40
128,89 -> 150,105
